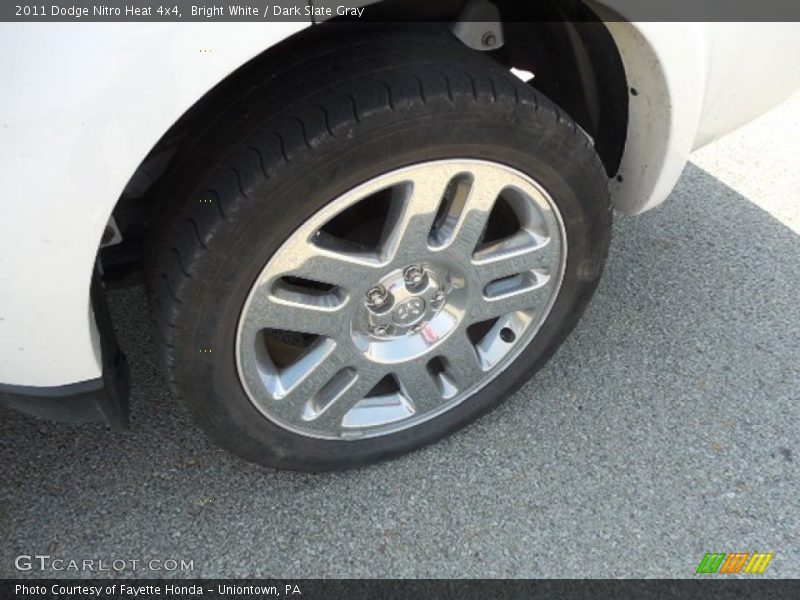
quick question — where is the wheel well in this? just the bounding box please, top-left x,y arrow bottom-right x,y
353,0 -> 629,176
493,17 -> 629,177
101,4 -> 628,285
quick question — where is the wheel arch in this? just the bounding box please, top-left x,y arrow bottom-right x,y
102,13 -> 632,283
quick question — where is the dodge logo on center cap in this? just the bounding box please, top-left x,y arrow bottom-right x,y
392,297 -> 426,325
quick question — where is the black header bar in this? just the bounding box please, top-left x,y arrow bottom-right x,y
3,0 -> 800,22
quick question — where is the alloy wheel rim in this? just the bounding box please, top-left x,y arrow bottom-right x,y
235,159 -> 567,440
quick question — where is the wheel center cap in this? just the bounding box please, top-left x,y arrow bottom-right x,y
392,297 -> 427,326
351,261 -> 466,364
358,263 -> 449,341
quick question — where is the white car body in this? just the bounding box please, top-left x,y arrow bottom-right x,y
1,15 -> 799,400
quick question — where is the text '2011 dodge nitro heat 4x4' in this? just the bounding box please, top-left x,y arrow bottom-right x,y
1,2 -> 799,470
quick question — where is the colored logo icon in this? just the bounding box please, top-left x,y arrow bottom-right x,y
696,552 -> 774,574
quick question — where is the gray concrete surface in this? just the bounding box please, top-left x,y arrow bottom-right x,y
2,94 -> 798,579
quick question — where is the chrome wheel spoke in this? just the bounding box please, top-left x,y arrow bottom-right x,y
308,365 -> 386,432
262,348 -> 346,418
445,174 -> 506,261
274,242 -> 382,291
469,273 -> 556,324
395,362 -> 445,412
438,329 -> 485,390
245,292 -> 346,338
383,169 -> 456,258
473,231 -> 558,285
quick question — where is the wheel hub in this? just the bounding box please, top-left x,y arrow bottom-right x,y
362,264 -> 446,338
353,263 -> 466,363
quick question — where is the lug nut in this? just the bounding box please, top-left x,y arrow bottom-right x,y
365,285 -> 389,310
372,324 -> 393,336
403,264 -> 427,291
432,290 -> 446,307
481,32 -> 497,48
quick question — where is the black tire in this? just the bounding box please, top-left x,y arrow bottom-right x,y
145,29 -> 611,471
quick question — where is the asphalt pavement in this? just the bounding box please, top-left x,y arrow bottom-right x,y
1,93 -> 798,579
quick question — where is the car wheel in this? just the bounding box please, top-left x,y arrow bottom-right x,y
145,29 -> 611,470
